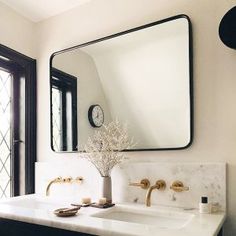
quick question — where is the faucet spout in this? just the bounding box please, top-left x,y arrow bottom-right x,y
146,185 -> 158,207
46,176 -> 84,196
145,180 -> 166,207
46,177 -> 62,196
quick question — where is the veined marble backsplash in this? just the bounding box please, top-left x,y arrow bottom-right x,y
35,161 -> 226,210
112,162 -> 226,210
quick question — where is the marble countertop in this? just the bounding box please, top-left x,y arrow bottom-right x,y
0,194 -> 226,236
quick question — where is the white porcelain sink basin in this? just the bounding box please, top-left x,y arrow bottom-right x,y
92,205 -> 194,229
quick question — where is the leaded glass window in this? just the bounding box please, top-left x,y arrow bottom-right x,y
0,69 -> 12,198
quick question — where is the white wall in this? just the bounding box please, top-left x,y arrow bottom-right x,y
0,2 -> 35,57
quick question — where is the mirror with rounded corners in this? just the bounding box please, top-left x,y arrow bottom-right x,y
50,14 -> 193,152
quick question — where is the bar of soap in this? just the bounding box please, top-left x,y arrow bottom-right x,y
98,197 -> 107,205
81,197 -> 91,204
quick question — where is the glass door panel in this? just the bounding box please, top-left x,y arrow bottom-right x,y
0,69 -> 12,198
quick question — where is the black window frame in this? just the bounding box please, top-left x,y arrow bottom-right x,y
51,68 -> 78,152
0,44 -> 37,195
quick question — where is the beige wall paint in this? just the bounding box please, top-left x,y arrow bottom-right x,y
0,2 -> 35,57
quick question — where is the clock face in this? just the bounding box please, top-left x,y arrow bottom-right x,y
88,105 -> 104,127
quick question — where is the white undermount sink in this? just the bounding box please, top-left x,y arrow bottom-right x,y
91,205 -> 194,229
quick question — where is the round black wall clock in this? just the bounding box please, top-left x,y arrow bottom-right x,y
88,104 -> 104,127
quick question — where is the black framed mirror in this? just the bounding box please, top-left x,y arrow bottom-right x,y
50,14 -> 193,152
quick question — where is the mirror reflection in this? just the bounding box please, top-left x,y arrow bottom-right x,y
50,15 -> 193,152
51,68 -> 78,151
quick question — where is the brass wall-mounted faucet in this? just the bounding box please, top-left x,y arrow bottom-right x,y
145,180 -> 166,207
129,179 -> 150,189
46,176 -> 83,196
170,181 -> 189,192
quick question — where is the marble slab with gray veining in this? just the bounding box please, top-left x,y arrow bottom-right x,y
112,162 -> 226,210
35,161 -> 226,210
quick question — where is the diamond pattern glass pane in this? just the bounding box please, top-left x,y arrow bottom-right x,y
0,69 -> 12,199
52,87 -> 62,151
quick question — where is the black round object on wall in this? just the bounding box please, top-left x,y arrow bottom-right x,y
88,104 -> 104,128
219,6 -> 236,49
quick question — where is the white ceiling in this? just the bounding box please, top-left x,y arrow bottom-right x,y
0,0 -> 91,22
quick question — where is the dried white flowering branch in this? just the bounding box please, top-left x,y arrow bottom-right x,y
82,120 -> 135,177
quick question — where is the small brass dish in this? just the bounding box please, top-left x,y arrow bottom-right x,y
54,207 -> 79,217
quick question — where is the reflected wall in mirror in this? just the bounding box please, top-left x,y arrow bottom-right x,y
50,15 -> 193,152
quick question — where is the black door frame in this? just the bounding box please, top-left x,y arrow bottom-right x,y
0,44 -> 37,195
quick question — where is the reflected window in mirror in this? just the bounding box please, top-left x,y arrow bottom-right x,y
51,68 -> 78,151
